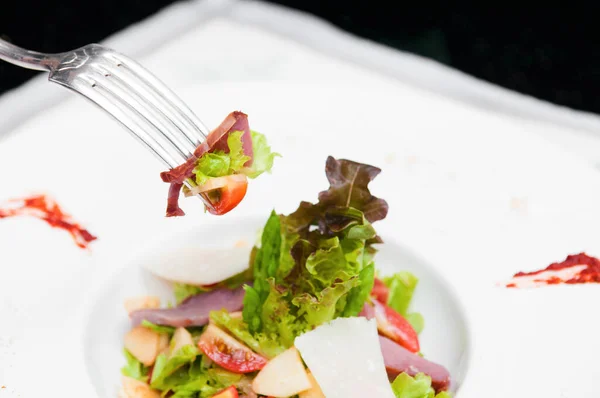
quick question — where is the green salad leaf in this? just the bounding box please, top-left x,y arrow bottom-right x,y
141,320 -> 176,335
151,345 -> 200,390
173,283 -> 209,305
241,131 -> 280,178
121,349 -> 149,382
241,156 -> 389,348
384,271 -> 425,333
391,373 -> 452,398
193,130 -> 279,186
209,310 -> 285,358
170,356 -> 244,398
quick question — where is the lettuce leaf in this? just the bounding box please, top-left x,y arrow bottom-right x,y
241,131 -> 280,178
173,283 -> 209,304
141,320 -> 175,335
384,271 -> 418,315
121,349 -> 149,382
384,271 -> 425,333
243,211 -> 281,333
156,353 -> 244,397
242,157 -> 388,348
209,310 -> 285,358
150,345 -> 200,390
342,262 -> 375,316
193,130 -> 278,185
391,372 -> 452,398
318,156 -> 389,223
405,312 -> 425,335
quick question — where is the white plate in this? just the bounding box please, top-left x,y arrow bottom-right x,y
81,217 -> 471,397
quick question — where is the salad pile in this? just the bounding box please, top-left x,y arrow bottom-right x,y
160,111 -> 278,217
121,156 -> 452,398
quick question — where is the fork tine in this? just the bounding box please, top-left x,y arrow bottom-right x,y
73,73 -> 187,169
106,52 -> 210,144
73,72 -> 214,209
88,65 -> 196,159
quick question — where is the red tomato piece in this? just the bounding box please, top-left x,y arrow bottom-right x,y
373,299 -> 420,353
198,324 -> 267,373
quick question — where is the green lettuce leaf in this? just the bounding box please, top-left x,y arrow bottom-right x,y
141,320 -> 175,335
292,275 -> 360,326
164,355 -> 244,397
242,157 -> 389,349
241,131 -> 280,178
405,312 -> 425,334
193,152 -> 231,185
243,211 -> 281,333
227,131 -> 251,171
121,349 -> 149,382
209,310 -> 285,358
173,283 -> 208,304
384,271 -> 418,315
193,129 -> 278,186
391,372 -> 452,398
342,262 -> 375,317
150,345 -> 200,390
384,271 -> 424,333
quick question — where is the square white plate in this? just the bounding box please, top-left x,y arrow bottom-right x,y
2,10 -> 600,398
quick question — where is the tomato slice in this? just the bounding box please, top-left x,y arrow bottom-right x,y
373,299 -> 420,353
198,324 -> 267,373
211,385 -> 238,398
202,175 -> 248,216
371,277 -> 389,304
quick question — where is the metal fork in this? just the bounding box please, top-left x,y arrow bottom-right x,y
0,39 -> 212,208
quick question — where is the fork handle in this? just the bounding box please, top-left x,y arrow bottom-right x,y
0,39 -> 60,72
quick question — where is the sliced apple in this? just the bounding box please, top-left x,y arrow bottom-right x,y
124,296 -> 160,315
157,333 -> 170,356
170,327 -> 194,355
252,347 -> 311,397
198,324 -> 267,373
211,385 -> 239,398
119,375 -> 161,398
124,326 -> 161,366
299,371 -> 325,398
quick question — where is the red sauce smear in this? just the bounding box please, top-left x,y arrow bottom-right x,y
506,253 -> 600,288
0,195 -> 97,249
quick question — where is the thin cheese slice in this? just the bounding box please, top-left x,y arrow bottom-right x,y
295,317 -> 395,398
143,246 -> 251,285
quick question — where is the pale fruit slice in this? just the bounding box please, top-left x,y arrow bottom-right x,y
143,246 -> 251,285
295,317 -> 395,398
170,327 -> 194,355
124,296 -> 160,315
252,347 -> 311,397
157,333 -> 170,356
124,326 -> 161,366
211,385 -> 239,398
119,376 -> 161,398
299,372 -> 325,398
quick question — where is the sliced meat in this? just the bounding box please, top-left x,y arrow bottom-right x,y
379,335 -> 451,392
359,302 -> 375,320
159,111 -> 252,217
130,287 -> 245,328
166,182 -> 185,217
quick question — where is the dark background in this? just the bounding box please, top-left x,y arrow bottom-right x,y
1,1 -> 598,115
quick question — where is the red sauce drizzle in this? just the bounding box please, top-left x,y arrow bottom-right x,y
0,195 -> 97,249
506,253 -> 600,288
